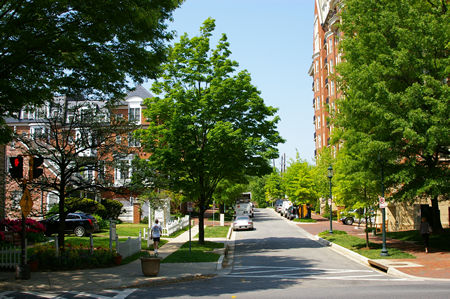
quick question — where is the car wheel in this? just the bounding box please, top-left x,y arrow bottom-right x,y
345,218 -> 354,225
74,226 -> 86,237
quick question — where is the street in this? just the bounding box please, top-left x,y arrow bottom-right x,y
2,208 -> 449,298
127,208 -> 449,299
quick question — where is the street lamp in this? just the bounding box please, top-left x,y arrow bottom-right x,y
327,165 -> 333,234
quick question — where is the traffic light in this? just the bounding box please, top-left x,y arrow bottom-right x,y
29,156 -> 44,179
9,156 -> 23,179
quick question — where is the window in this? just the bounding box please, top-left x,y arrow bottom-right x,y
11,191 -> 22,210
128,133 -> 140,147
116,135 -> 122,144
317,116 -> 321,129
330,80 -> 335,95
47,193 -> 59,210
115,160 -> 131,183
129,108 -> 141,123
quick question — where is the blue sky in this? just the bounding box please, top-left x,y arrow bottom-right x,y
144,0 -> 315,165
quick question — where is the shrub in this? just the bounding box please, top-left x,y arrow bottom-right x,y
66,197 -> 105,215
28,244 -> 117,270
0,218 -> 46,244
93,214 -> 109,230
97,198 -> 124,220
141,216 -> 149,224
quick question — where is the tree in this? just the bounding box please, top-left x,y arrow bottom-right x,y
0,0 -> 182,143
247,176 -> 267,207
138,19 -> 284,243
12,99 -> 136,249
213,180 -> 247,212
283,157 -> 317,206
264,170 -> 285,203
337,0 -> 449,231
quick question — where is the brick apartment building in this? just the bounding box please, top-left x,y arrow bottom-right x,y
3,86 -> 153,223
308,0 -> 449,230
309,0 -> 343,158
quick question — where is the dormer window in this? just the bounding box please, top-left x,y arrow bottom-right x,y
129,107 -> 141,124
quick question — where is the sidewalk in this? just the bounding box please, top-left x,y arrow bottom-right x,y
0,225 -> 231,292
287,210 -> 450,280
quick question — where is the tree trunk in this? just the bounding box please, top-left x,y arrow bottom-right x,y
430,195 -> 443,232
58,194 -> 65,251
365,214 -> 370,249
198,204 -> 205,244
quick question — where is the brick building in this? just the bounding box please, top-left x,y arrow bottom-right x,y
308,1 -> 449,230
3,86 -> 152,223
308,0 -> 342,158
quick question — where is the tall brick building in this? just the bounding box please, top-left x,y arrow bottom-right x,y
308,0 -> 343,158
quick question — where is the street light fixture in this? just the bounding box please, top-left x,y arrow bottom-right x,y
327,165 -> 333,234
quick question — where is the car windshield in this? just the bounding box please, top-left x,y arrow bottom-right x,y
236,216 -> 249,221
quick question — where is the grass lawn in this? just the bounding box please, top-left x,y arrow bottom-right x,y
162,241 -> 224,263
319,230 -> 415,259
386,228 -> 450,251
194,225 -> 230,238
293,218 -> 317,223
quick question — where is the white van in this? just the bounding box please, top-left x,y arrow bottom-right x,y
235,202 -> 254,218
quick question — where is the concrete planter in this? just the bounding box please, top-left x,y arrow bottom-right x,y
140,257 -> 161,276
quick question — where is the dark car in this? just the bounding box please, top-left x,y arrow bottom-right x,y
40,212 -> 99,237
285,205 -> 299,220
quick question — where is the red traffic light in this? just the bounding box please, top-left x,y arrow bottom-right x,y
14,158 -> 20,167
9,156 -> 23,179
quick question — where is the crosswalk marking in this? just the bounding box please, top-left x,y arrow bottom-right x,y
227,265 -> 406,281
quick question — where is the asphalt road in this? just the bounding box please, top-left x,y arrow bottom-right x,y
3,208 -> 449,298
127,208 -> 449,299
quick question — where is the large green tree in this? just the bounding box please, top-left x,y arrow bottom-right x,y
337,0 -> 449,230
283,157 -> 317,205
0,0 -> 182,143
264,170 -> 285,203
138,19 -> 283,243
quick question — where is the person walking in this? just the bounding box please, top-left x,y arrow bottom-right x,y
151,219 -> 162,255
420,217 -> 432,253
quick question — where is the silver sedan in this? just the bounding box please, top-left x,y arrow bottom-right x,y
233,215 -> 254,231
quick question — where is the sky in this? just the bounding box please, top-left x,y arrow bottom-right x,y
144,0 -> 315,166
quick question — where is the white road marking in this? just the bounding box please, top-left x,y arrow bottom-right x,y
227,265 -> 406,281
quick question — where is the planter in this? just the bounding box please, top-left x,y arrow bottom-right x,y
140,257 -> 161,276
113,255 -> 122,265
28,260 -> 39,272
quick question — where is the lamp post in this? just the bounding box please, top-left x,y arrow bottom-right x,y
378,155 -> 389,256
327,165 -> 333,234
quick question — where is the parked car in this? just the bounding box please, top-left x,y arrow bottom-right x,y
40,212 -> 99,237
340,209 -> 375,225
280,201 -> 292,217
274,199 -> 284,213
285,205 -> 299,220
232,215 -> 254,231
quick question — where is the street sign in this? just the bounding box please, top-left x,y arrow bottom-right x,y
187,202 -> 193,213
20,188 -> 33,217
379,196 -> 387,209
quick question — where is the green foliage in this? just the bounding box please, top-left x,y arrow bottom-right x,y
213,180 -> 248,208
137,18 -> 283,243
98,198 -> 124,220
264,170 -> 285,201
0,0 -> 182,143
247,176 -> 267,207
65,197 -> 105,215
283,156 -> 317,205
92,214 -> 108,230
337,0 -> 449,229
28,244 -> 118,270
